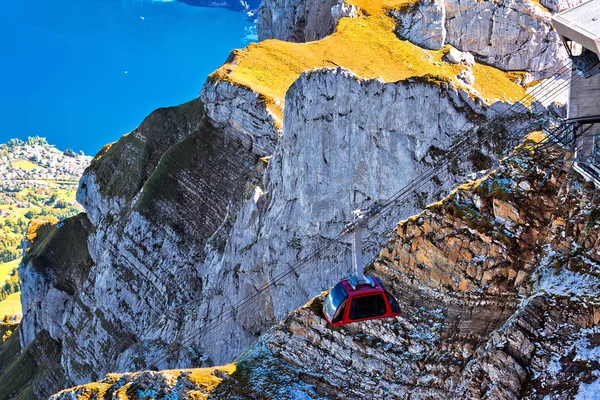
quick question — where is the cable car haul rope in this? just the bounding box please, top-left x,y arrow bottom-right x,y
131,55 -> 591,375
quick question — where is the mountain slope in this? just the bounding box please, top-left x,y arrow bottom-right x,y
9,0 -> 564,397
52,141 -> 600,400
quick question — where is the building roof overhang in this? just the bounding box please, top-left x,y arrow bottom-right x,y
552,0 -> 600,56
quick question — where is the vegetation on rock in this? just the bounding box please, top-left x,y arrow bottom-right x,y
0,138 -> 90,319
210,0 -> 527,123
51,139 -> 600,399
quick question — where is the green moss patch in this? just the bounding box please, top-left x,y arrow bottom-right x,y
474,178 -> 515,203
86,98 -> 205,202
134,118 -> 261,248
0,328 -> 66,399
23,213 -> 93,296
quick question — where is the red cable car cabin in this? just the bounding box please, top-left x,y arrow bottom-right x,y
323,276 -> 401,326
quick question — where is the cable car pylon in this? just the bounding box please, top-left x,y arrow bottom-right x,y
323,209 -> 401,326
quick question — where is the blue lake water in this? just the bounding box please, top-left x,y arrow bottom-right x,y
0,0 -> 255,155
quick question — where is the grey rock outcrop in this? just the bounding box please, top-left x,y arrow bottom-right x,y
458,69 -> 475,86
331,0 -> 359,27
444,48 -> 475,66
444,0 -> 567,77
19,67 -> 532,387
393,0 -> 446,50
18,99 -> 264,385
64,100 -> 263,384
393,0 -> 583,78
257,0 -> 340,42
52,143 -> 600,400
200,77 -> 282,156
540,0 -> 582,12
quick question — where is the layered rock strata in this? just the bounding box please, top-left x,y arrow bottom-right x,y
391,0 -> 578,78
17,98 -> 264,388
19,214 -> 93,348
19,67 -> 532,391
53,141 -> 600,400
257,0 -> 340,42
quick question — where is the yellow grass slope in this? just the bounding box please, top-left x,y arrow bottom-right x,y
53,364 -> 237,400
12,160 -> 40,171
0,292 -> 20,319
0,259 -> 20,285
210,1 -> 528,123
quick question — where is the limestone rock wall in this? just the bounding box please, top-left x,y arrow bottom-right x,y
141,67 -> 530,368
51,143 -> 600,400
392,0 -> 582,78
257,0 -> 340,42
19,67 -> 531,387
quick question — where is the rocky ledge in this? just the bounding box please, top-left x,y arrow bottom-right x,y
17,66 -> 535,396
51,138 -> 600,399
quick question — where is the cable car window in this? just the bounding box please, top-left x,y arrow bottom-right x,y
349,294 -> 386,320
385,291 -> 401,314
324,283 -> 348,322
331,300 -> 347,323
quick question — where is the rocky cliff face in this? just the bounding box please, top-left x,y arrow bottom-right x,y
257,0 -> 340,42
19,214 -> 93,349
17,65 -> 532,392
14,0 -> 561,396
68,98 -> 264,383
393,0 -> 578,78
200,77 -> 282,156
16,98 -> 264,388
52,141 -> 600,400
256,0 -> 360,43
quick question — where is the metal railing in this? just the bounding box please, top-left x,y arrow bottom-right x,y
573,49 -> 600,78
543,116 -> 600,186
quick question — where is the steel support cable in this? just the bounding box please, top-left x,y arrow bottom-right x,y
139,231 -> 350,370
370,124 -> 569,241
371,86 -> 590,230
142,71 -> 573,341
553,122 -> 597,151
130,55 -> 591,377
360,74 -> 588,246
141,66 -> 580,363
536,123 -> 579,151
140,54 -> 580,330
374,72 -> 585,217
141,123 -> 563,376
